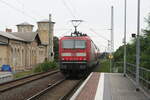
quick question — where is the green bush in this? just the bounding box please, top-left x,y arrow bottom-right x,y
98,59 -> 111,72
34,61 -> 58,73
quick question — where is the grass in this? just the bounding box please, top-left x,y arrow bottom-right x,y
95,59 -> 111,72
13,61 -> 58,79
34,61 -> 58,73
13,70 -> 34,79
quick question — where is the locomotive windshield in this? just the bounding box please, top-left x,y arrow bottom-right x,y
62,40 -> 74,49
62,40 -> 86,49
75,40 -> 86,49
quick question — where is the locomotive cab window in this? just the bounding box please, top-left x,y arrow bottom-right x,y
62,40 -> 86,49
62,40 -> 74,49
75,40 -> 86,49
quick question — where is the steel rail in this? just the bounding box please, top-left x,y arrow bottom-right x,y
27,78 -> 66,100
59,79 -> 83,100
0,69 -> 57,86
0,70 -> 60,92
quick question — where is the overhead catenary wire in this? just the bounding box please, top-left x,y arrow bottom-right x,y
61,0 -> 77,19
59,0 -> 109,50
64,0 -> 110,42
83,21 -> 110,41
67,0 -> 81,19
0,0 -> 37,21
15,0 -> 44,19
15,0 -> 23,5
89,32 -> 109,50
89,28 -> 109,41
81,22 -> 110,50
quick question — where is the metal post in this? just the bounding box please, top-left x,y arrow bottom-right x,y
110,6 -> 114,73
107,40 -> 110,53
111,6 -> 114,53
108,40 -> 111,72
49,14 -> 52,61
123,0 -> 127,77
110,59 -> 112,72
136,0 -> 140,91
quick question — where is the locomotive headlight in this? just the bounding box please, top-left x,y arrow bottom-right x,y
62,58 -> 65,60
76,53 -> 86,56
83,58 -> 86,60
61,53 -> 71,56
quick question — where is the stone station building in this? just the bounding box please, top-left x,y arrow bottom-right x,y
0,20 -> 55,71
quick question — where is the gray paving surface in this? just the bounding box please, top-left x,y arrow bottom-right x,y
103,73 -> 149,100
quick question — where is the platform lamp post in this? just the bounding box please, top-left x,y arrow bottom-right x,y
109,6 -> 114,73
123,0 -> 127,77
136,0 -> 140,91
107,40 -> 112,72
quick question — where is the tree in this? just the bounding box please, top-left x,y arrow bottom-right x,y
140,13 -> 150,69
143,13 -> 150,35
114,13 -> 150,69
53,36 -> 59,61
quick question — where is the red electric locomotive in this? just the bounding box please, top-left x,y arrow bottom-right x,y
59,32 -> 99,76
59,20 -> 100,76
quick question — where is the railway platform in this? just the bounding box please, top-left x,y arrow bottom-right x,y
71,72 -> 149,100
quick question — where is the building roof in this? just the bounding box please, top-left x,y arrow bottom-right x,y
0,31 -> 24,41
16,22 -> 34,26
0,31 -> 44,45
11,32 -> 37,42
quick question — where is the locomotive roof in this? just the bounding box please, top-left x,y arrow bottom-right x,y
60,36 -> 91,40
60,35 -> 100,51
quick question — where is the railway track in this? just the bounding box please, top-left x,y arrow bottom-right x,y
27,78 -> 83,100
0,70 -> 60,92
60,79 -> 83,100
0,70 -> 64,100
27,78 -> 66,100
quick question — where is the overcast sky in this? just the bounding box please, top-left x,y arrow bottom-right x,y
0,0 -> 150,52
